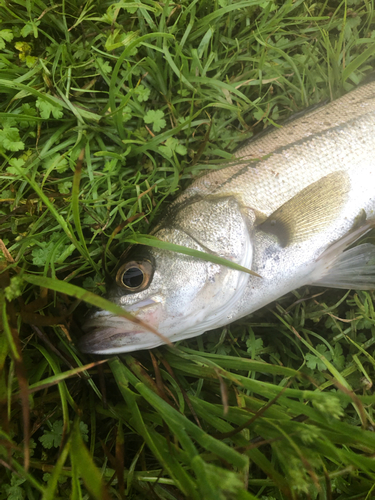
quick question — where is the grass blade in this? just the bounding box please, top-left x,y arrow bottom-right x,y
126,234 -> 262,277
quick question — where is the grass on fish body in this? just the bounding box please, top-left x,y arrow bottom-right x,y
1,0 -> 375,498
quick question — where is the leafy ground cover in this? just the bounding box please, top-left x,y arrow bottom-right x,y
1,0 -> 375,498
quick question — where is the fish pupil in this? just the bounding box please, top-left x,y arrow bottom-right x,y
122,267 -> 144,288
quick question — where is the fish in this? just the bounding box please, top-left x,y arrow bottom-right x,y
79,81 -> 375,355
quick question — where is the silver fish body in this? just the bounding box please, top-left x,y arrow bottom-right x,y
80,82 -> 375,354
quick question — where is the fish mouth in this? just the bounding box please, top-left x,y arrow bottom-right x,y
78,301 -> 165,354
78,314 -> 138,353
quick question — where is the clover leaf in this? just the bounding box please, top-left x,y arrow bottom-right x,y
39,420 -> 64,449
0,29 -> 13,50
144,109 -> 166,132
36,97 -> 63,119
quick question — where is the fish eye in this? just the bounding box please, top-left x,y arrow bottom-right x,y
116,260 -> 153,292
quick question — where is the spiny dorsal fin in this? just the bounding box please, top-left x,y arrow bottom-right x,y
258,171 -> 350,247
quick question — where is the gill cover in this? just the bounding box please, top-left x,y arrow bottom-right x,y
79,196 -> 254,354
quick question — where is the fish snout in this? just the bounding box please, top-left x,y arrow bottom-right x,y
78,301 -> 164,354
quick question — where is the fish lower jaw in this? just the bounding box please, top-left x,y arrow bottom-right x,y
79,311 -> 158,353
78,324 -> 149,353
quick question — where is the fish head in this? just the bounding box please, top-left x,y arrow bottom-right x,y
79,197 -> 253,354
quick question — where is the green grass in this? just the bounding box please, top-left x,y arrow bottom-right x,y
1,0 -> 375,498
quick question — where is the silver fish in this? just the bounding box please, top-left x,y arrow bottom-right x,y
79,82 -> 375,354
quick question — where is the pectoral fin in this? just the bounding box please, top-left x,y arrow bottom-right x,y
310,220 -> 375,289
258,171 -> 350,247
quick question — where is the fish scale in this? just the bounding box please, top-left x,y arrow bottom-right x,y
235,81 -> 375,159
181,110 -> 375,218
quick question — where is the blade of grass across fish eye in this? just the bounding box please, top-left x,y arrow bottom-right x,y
22,274 -> 171,345
126,234 -> 262,278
